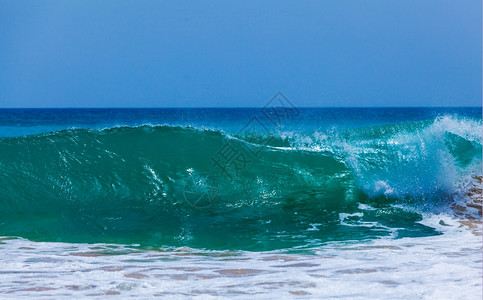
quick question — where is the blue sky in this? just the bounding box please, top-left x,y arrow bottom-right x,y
0,1 -> 481,107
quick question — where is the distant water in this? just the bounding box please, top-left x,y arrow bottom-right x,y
0,107 -> 481,298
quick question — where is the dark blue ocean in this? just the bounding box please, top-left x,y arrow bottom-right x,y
0,107 -> 480,137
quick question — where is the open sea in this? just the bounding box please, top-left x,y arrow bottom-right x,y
0,107 -> 481,298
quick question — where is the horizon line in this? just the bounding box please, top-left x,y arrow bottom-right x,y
0,106 -> 481,109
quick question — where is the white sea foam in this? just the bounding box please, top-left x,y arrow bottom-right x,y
0,213 -> 480,299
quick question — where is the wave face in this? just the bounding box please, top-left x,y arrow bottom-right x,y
0,114 -> 481,250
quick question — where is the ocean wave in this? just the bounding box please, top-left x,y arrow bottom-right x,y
0,115 -> 480,249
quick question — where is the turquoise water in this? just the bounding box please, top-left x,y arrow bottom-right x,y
0,108 -> 481,250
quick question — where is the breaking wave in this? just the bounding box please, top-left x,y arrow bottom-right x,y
0,115 -> 480,250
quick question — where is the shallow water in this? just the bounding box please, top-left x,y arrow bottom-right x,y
0,214 -> 481,299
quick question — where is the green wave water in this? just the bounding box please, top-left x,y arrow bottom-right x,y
0,115 -> 481,250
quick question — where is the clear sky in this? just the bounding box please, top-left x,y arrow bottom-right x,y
0,0 -> 481,107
